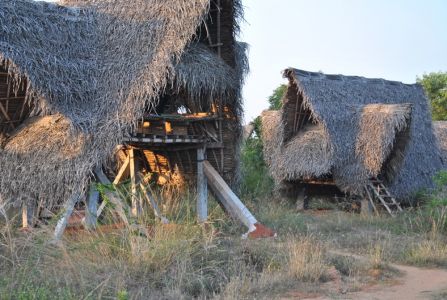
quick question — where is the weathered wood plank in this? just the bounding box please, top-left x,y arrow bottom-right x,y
113,155 -> 130,185
129,148 -> 141,217
203,160 -> 257,230
197,148 -> 208,223
84,184 -> 99,229
21,203 -> 36,229
53,195 -> 80,241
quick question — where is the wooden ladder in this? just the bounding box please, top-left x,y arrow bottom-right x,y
365,178 -> 403,217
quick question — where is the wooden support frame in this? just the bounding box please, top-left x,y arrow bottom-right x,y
113,155 -> 130,185
197,147 -> 208,223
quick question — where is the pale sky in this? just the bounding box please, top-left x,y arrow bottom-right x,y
240,0 -> 447,123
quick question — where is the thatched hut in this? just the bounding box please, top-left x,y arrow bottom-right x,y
0,0 -> 247,218
262,68 -> 443,202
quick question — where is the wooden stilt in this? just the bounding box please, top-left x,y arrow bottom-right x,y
197,147 -> 208,223
94,167 -> 129,226
113,155 -> 130,185
84,184 -> 99,229
140,183 -> 169,224
53,195 -> 80,241
129,148 -> 141,217
21,202 -> 36,229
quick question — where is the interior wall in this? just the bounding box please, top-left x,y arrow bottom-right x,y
0,65 -> 30,138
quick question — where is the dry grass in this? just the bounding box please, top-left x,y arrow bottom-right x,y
2,183 -> 447,299
287,237 -> 327,282
405,239 -> 447,267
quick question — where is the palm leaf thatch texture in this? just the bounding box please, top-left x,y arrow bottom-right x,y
262,68 -> 442,201
0,0 -> 245,210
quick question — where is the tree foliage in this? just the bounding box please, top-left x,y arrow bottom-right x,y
417,72 -> 447,121
240,85 -> 288,198
268,84 -> 287,110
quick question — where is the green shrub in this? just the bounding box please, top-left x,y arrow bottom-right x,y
240,117 -> 274,200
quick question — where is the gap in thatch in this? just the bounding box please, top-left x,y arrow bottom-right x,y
0,65 -> 32,139
379,118 -> 411,184
281,82 -> 314,143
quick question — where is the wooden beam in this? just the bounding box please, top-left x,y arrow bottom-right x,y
197,148 -> 208,223
21,203 -> 36,229
84,183 -> 99,229
0,102 -> 11,121
113,155 -> 130,185
53,195 -> 80,241
204,160 -> 258,230
129,149 -> 141,217
123,136 -> 205,144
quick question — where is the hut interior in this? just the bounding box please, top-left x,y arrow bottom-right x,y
0,65 -> 31,142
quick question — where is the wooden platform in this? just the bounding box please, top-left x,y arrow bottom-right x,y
123,135 -> 206,144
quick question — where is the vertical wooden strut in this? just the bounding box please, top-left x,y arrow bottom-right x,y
21,203 -> 35,229
197,147 -> 208,222
84,183 -> 99,229
216,0 -> 222,58
129,148 -> 141,217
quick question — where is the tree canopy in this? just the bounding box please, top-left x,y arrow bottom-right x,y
267,84 -> 287,110
417,72 -> 447,121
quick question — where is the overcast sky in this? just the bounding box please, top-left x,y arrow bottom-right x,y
240,0 -> 447,123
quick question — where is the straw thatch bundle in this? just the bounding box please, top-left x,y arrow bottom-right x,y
0,0 -> 246,209
262,68 -> 442,200
261,110 -> 333,183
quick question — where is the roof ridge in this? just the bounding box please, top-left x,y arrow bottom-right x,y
285,67 -> 418,88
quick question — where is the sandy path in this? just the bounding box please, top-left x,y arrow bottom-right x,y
327,252 -> 447,300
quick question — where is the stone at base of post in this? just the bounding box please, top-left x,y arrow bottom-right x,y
197,147 -> 208,223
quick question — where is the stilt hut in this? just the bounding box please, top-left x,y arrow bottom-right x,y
262,68 -> 443,206
0,0 -> 252,230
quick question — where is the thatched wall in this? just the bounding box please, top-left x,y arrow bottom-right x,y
0,0 -> 211,209
262,68 -> 442,201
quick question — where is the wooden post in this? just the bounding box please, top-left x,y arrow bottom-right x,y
197,147 -> 208,223
129,148 -> 141,217
203,160 -> 257,230
53,195 -> 80,241
84,183 -> 99,229
21,202 -> 35,229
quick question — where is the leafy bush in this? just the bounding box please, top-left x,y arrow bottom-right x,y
417,72 -> 447,121
426,171 -> 447,234
240,117 -> 274,199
